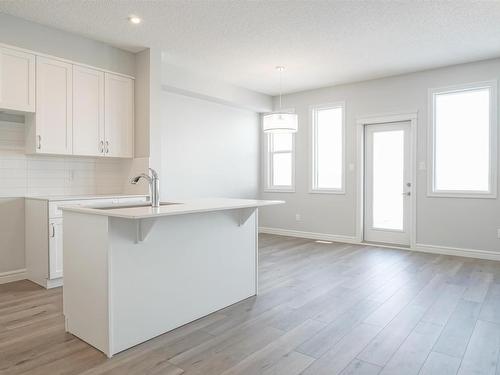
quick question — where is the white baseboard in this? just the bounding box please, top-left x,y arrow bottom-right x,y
46,278 -> 63,289
0,268 -> 27,284
414,243 -> 500,261
259,227 -> 359,244
259,227 -> 500,261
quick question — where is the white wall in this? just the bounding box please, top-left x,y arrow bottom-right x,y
160,91 -> 260,200
260,58 -> 500,252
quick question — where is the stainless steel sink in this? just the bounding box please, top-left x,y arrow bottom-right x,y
93,202 -> 180,210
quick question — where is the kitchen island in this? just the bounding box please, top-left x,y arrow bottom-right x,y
61,198 -> 282,357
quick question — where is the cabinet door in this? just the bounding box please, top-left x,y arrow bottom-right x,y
48,218 -> 63,279
0,47 -> 35,112
73,65 -> 104,156
35,56 -> 73,155
104,73 -> 134,158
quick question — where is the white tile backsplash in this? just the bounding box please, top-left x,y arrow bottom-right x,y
0,116 -> 134,198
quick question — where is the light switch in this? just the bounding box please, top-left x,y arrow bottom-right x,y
349,163 -> 355,171
418,162 -> 426,170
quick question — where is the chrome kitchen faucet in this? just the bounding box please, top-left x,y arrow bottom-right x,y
130,168 -> 160,207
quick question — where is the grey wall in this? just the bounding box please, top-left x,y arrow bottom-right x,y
260,58 -> 500,252
0,198 -> 25,273
162,61 -> 272,113
160,91 -> 260,200
0,13 -> 135,76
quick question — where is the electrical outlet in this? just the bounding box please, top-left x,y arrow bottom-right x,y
418,161 -> 426,170
348,163 -> 355,172
295,214 -> 301,221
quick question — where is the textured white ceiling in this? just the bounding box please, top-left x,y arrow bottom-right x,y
1,1 -> 500,95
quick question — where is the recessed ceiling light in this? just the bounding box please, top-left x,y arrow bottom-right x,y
128,15 -> 142,25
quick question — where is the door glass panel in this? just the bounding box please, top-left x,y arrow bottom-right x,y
372,130 -> 404,230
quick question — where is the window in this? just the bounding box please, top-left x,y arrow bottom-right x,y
429,81 -> 497,197
265,132 -> 294,191
311,103 -> 345,193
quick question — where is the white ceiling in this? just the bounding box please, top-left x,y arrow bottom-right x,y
1,1 -> 500,95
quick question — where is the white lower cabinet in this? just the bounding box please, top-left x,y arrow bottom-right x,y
25,196 -> 148,288
49,218 -> 63,280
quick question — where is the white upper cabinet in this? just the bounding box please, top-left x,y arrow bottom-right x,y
73,65 -> 105,156
14,44 -> 135,158
104,73 -> 134,158
32,56 -> 73,155
0,47 -> 35,112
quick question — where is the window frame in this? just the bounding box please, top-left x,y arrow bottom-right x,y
428,80 -> 498,198
309,101 -> 346,194
263,131 -> 296,193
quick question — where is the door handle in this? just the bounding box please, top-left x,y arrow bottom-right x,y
402,192 -> 411,196
50,223 -> 56,237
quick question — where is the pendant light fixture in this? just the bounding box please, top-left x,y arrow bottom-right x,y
262,66 -> 298,133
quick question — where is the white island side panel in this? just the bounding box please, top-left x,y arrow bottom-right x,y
63,211 -> 111,355
108,209 -> 257,355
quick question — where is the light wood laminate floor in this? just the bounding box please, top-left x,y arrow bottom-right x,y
2,234 -> 500,375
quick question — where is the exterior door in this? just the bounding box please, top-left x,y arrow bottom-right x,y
364,121 -> 412,246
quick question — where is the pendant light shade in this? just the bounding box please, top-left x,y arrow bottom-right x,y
262,112 -> 298,133
263,66 -> 298,133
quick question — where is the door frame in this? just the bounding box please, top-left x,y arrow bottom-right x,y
356,112 -> 418,248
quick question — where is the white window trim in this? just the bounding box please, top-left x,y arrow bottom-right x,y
309,101 -> 346,194
427,80 -> 498,199
263,132 -> 296,193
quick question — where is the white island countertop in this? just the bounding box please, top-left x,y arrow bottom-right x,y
61,198 -> 284,219
25,194 -> 149,202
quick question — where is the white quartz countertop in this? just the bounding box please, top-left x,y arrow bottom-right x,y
25,194 -> 149,202
61,198 -> 284,219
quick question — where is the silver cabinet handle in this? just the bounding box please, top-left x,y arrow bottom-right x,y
50,223 -> 56,237
37,135 -> 42,150
105,141 -> 109,154
402,192 -> 411,196
99,140 -> 104,153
